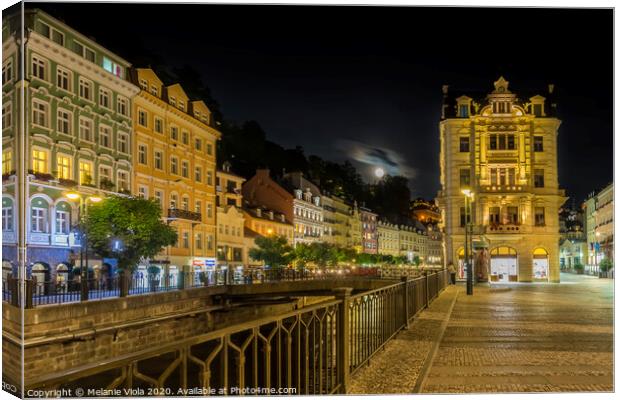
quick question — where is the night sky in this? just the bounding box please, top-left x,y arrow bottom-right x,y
30,4 -> 613,203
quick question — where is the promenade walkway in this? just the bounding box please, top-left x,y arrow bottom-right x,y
349,273 -> 613,394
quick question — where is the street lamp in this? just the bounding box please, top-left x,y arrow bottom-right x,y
66,191 -> 103,301
462,188 -> 474,295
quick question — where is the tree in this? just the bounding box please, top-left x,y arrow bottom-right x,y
293,243 -> 313,270
249,235 -> 294,269
82,196 -> 177,274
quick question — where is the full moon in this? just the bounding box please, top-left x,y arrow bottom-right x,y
374,167 -> 385,178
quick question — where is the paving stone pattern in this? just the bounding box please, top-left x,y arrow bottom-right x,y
349,273 -> 613,394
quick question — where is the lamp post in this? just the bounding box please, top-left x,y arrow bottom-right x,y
462,189 -> 474,295
66,191 -> 102,301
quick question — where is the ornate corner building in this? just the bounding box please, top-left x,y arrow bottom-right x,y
436,77 -> 566,283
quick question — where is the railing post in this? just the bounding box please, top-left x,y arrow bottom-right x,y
119,271 -> 129,297
425,272 -> 429,308
8,276 -> 18,307
25,278 -> 33,309
401,276 -> 409,328
333,287 -> 352,394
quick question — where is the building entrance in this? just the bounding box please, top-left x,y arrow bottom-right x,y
490,247 -> 518,283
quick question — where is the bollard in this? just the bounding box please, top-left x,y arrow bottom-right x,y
333,287 -> 353,394
401,276 -> 409,328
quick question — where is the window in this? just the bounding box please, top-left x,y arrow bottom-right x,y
55,210 -> 70,234
507,206 -> 519,224
206,143 -> 213,155
99,166 -> 112,186
51,29 -> 64,46
154,190 -> 163,207
99,87 -> 111,109
195,138 -> 202,151
195,166 -> 202,182
117,170 -> 129,191
31,207 -> 47,233
459,168 -> 470,188
458,104 -> 469,118
207,171 -> 213,185
207,235 -> 213,250
195,200 -> 201,214
534,169 -> 545,188
102,57 -> 123,78
181,161 -> 189,178
150,85 -> 158,96
139,79 -> 147,90
118,133 -> 129,154
138,110 -> 147,127
138,185 -> 148,199
79,118 -> 93,142
117,96 -> 128,116
2,102 -> 11,130
154,117 -> 163,133
170,126 -> 178,141
2,207 -> 13,231
179,100 -> 185,111
170,194 -> 178,209
56,109 -> 71,135
32,55 -> 46,80
207,203 -> 213,218
138,144 -> 147,165
79,161 -> 93,185
489,133 -> 515,150
459,137 -> 469,152
195,233 -> 202,250
79,77 -> 93,100
56,155 -> 72,180
99,125 -> 111,148
459,207 -> 470,227
181,130 -> 189,145
534,136 -> 543,152
32,100 -> 48,128
169,97 -> 176,106
535,207 -> 546,226
182,196 -> 189,211
56,67 -> 71,91
73,41 -> 95,62
154,150 -> 163,170
489,207 -> 500,225
2,149 -> 12,174
533,104 -> 543,117
171,157 -> 178,175
32,149 -> 48,173
2,59 -> 13,84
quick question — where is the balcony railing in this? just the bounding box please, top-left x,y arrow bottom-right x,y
479,185 -> 526,193
167,208 -> 202,222
485,223 -> 521,233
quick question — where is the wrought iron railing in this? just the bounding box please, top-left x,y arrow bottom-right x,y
25,270 -> 449,394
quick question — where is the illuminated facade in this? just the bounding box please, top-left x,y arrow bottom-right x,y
2,9 -> 139,283
583,183 -> 614,266
216,164 -> 246,269
377,221 -> 400,257
360,207 -> 378,254
321,194 -> 352,247
130,68 -> 219,278
436,77 -> 566,283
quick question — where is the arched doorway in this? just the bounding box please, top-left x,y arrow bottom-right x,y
489,247 -> 518,283
56,264 -> 69,292
31,263 -> 49,296
533,248 -> 549,281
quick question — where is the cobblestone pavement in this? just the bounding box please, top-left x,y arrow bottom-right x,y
349,273 -> 613,394
421,273 -> 613,393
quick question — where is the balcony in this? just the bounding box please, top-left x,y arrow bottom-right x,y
479,185 -> 526,193
485,224 -> 522,233
167,208 -> 202,222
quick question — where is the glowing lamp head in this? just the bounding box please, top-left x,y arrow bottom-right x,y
461,188 -> 472,197
66,192 -> 80,200
374,167 -> 385,179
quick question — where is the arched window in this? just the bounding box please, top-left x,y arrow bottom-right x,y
55,201 -> 72,234
31,197 -> 50,233
532,247 -> 549,281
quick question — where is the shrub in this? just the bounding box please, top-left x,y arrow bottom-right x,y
573,263 -> 584,272
599,258 -> 613,272
147,265 -> 161,276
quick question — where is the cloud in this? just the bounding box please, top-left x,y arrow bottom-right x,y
336,139 -> 417,179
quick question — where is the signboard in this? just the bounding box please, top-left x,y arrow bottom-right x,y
192,258 -> 217,270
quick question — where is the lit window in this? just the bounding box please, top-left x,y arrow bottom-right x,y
150,85 -> 158,96
139,79 -> 147,90
102,57 -> 123,78
79,161 -> 93,185
56,155 -> 71,180
182,232 -> 189,248
195,200 -> 201,214
32,149 -> 48,173
2,149 -> 12,175
154,190 -> 163,207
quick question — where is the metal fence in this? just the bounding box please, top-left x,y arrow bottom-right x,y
25,270 -> 449,395
3,268 -> 384,308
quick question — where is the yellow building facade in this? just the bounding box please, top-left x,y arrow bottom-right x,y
130,68 -> 220,278
243,206 -> 294,245
216,165 -> 246,271
377,221 -> 400,257
436,77 -> 566,283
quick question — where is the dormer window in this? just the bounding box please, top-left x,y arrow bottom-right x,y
295,189 -> 302,200
492,101 -> 511,114
256,208 -> 262,217
529,95 -> 546,117
150,85 -> 158,96
314,196 -> 320,207
304,191 -> 312,202
459,104 -> 469,118
179,100 -> 185,111
170,97 -> 176,106
456,96 -> 472,118
139,79 -> 147,90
